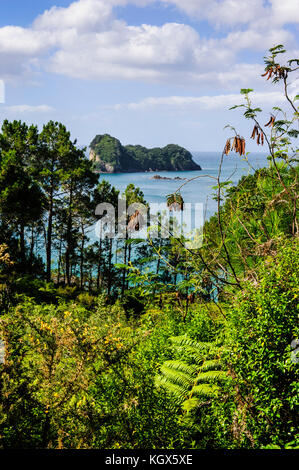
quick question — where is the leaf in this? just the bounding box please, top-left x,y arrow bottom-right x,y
229,105 -> 245,110
191,384 -> 219,398
240,88 -> 254,95
182,397 -> 201,412
269,45 -> 285,53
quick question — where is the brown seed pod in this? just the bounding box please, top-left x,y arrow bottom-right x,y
267,68 -> 273,80
241,138 -> 245,155
261,132 -> 264,145
265,116 -> 273,127
251,125 -> 258,139
224,139 -> 231,155
257,134 -> 260,145
127,210 -> 144,232
232,137 -> 237,152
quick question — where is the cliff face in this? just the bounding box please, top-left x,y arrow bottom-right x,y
89,134 -> 201,173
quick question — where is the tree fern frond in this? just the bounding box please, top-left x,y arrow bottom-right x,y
195,370 -> 227,384
156,335 -> 227,410
155,376 -> 187,402
181,397 -> 201,412
162,360 -> 198,377
159,364 -> 193,390
170,336 -> 212,351
200,359 -> 222,371
191,383 -> 220,398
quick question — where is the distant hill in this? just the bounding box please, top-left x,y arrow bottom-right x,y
89,134 -> 202,173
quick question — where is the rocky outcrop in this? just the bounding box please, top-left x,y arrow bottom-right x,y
89,134 -> 201,173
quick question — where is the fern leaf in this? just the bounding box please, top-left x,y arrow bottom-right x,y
170,336 -> 212,351
191,384 -> 219,398
195,370 -> 227,383
181,397 -> 201,412
200,359 -> 222,371
162,360 -> 198,377
155,376 -> 187,401
159,364 -> 193,390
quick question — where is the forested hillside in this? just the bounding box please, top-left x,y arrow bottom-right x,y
89,134 -> 202,172
0,46 -> 298,450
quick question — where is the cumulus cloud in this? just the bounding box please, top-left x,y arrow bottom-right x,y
33,0 -> 113,32
270,0 -> 299,25
112,91 -> 285,111
161,0 -> 267,27
162,0 -> 299,27
0,0 -> 297,86
4,105 -> 55,114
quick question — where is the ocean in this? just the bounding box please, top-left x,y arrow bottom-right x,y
95,151 -> 269,221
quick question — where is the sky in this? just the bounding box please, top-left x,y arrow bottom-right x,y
0,0 -> 298,151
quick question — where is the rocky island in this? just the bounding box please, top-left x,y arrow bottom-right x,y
89,134 -> 201,173
150,175 -> 187,181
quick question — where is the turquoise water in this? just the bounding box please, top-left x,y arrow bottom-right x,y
95,151 -> 268,221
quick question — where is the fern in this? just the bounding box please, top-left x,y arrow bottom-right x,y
156,335 -> 228,412
200,359 -> 221,371
195,370 -> 227,383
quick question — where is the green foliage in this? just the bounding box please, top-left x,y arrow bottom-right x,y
156,336 -> 228,411
226,238 -> 299,446
90,134 -> 201,172
0,45 -> 298,450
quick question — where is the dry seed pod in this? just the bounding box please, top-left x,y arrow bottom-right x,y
251,125 -> 258,139
257,134 -> 260,145
265,116 -> 273,127
127,210 -> 144,231
239,138 -> 243,155
224,139 -> 231,155
237,138 -> 242,154
241,138 -> 245,155
232,137 -> 237,152
261,132 -> 264,145
267,68 -> 273,80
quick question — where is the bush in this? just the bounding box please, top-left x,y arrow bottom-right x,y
226,238 -> 299,447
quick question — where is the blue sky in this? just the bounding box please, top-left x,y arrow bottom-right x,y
0,0 -> 298,151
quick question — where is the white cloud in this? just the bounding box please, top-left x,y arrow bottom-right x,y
161,0 -> 267,26
0,26 -> 53,55
47,22 -> 204,81
4,105 -> 55,114
112,91 -> 285,111
33,0 -> 113,32
162,0 -> 299,27
223,28 -> 293,52
270,0 -> 299,25
0,0 -> 297,86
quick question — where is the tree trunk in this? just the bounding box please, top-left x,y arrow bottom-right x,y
121,237 -> 127,295
107,239 -> 113,296
19,223 -> 25,266
65,185 -> 73,286
80,222 -> 85,289
46,186 -> 53,282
